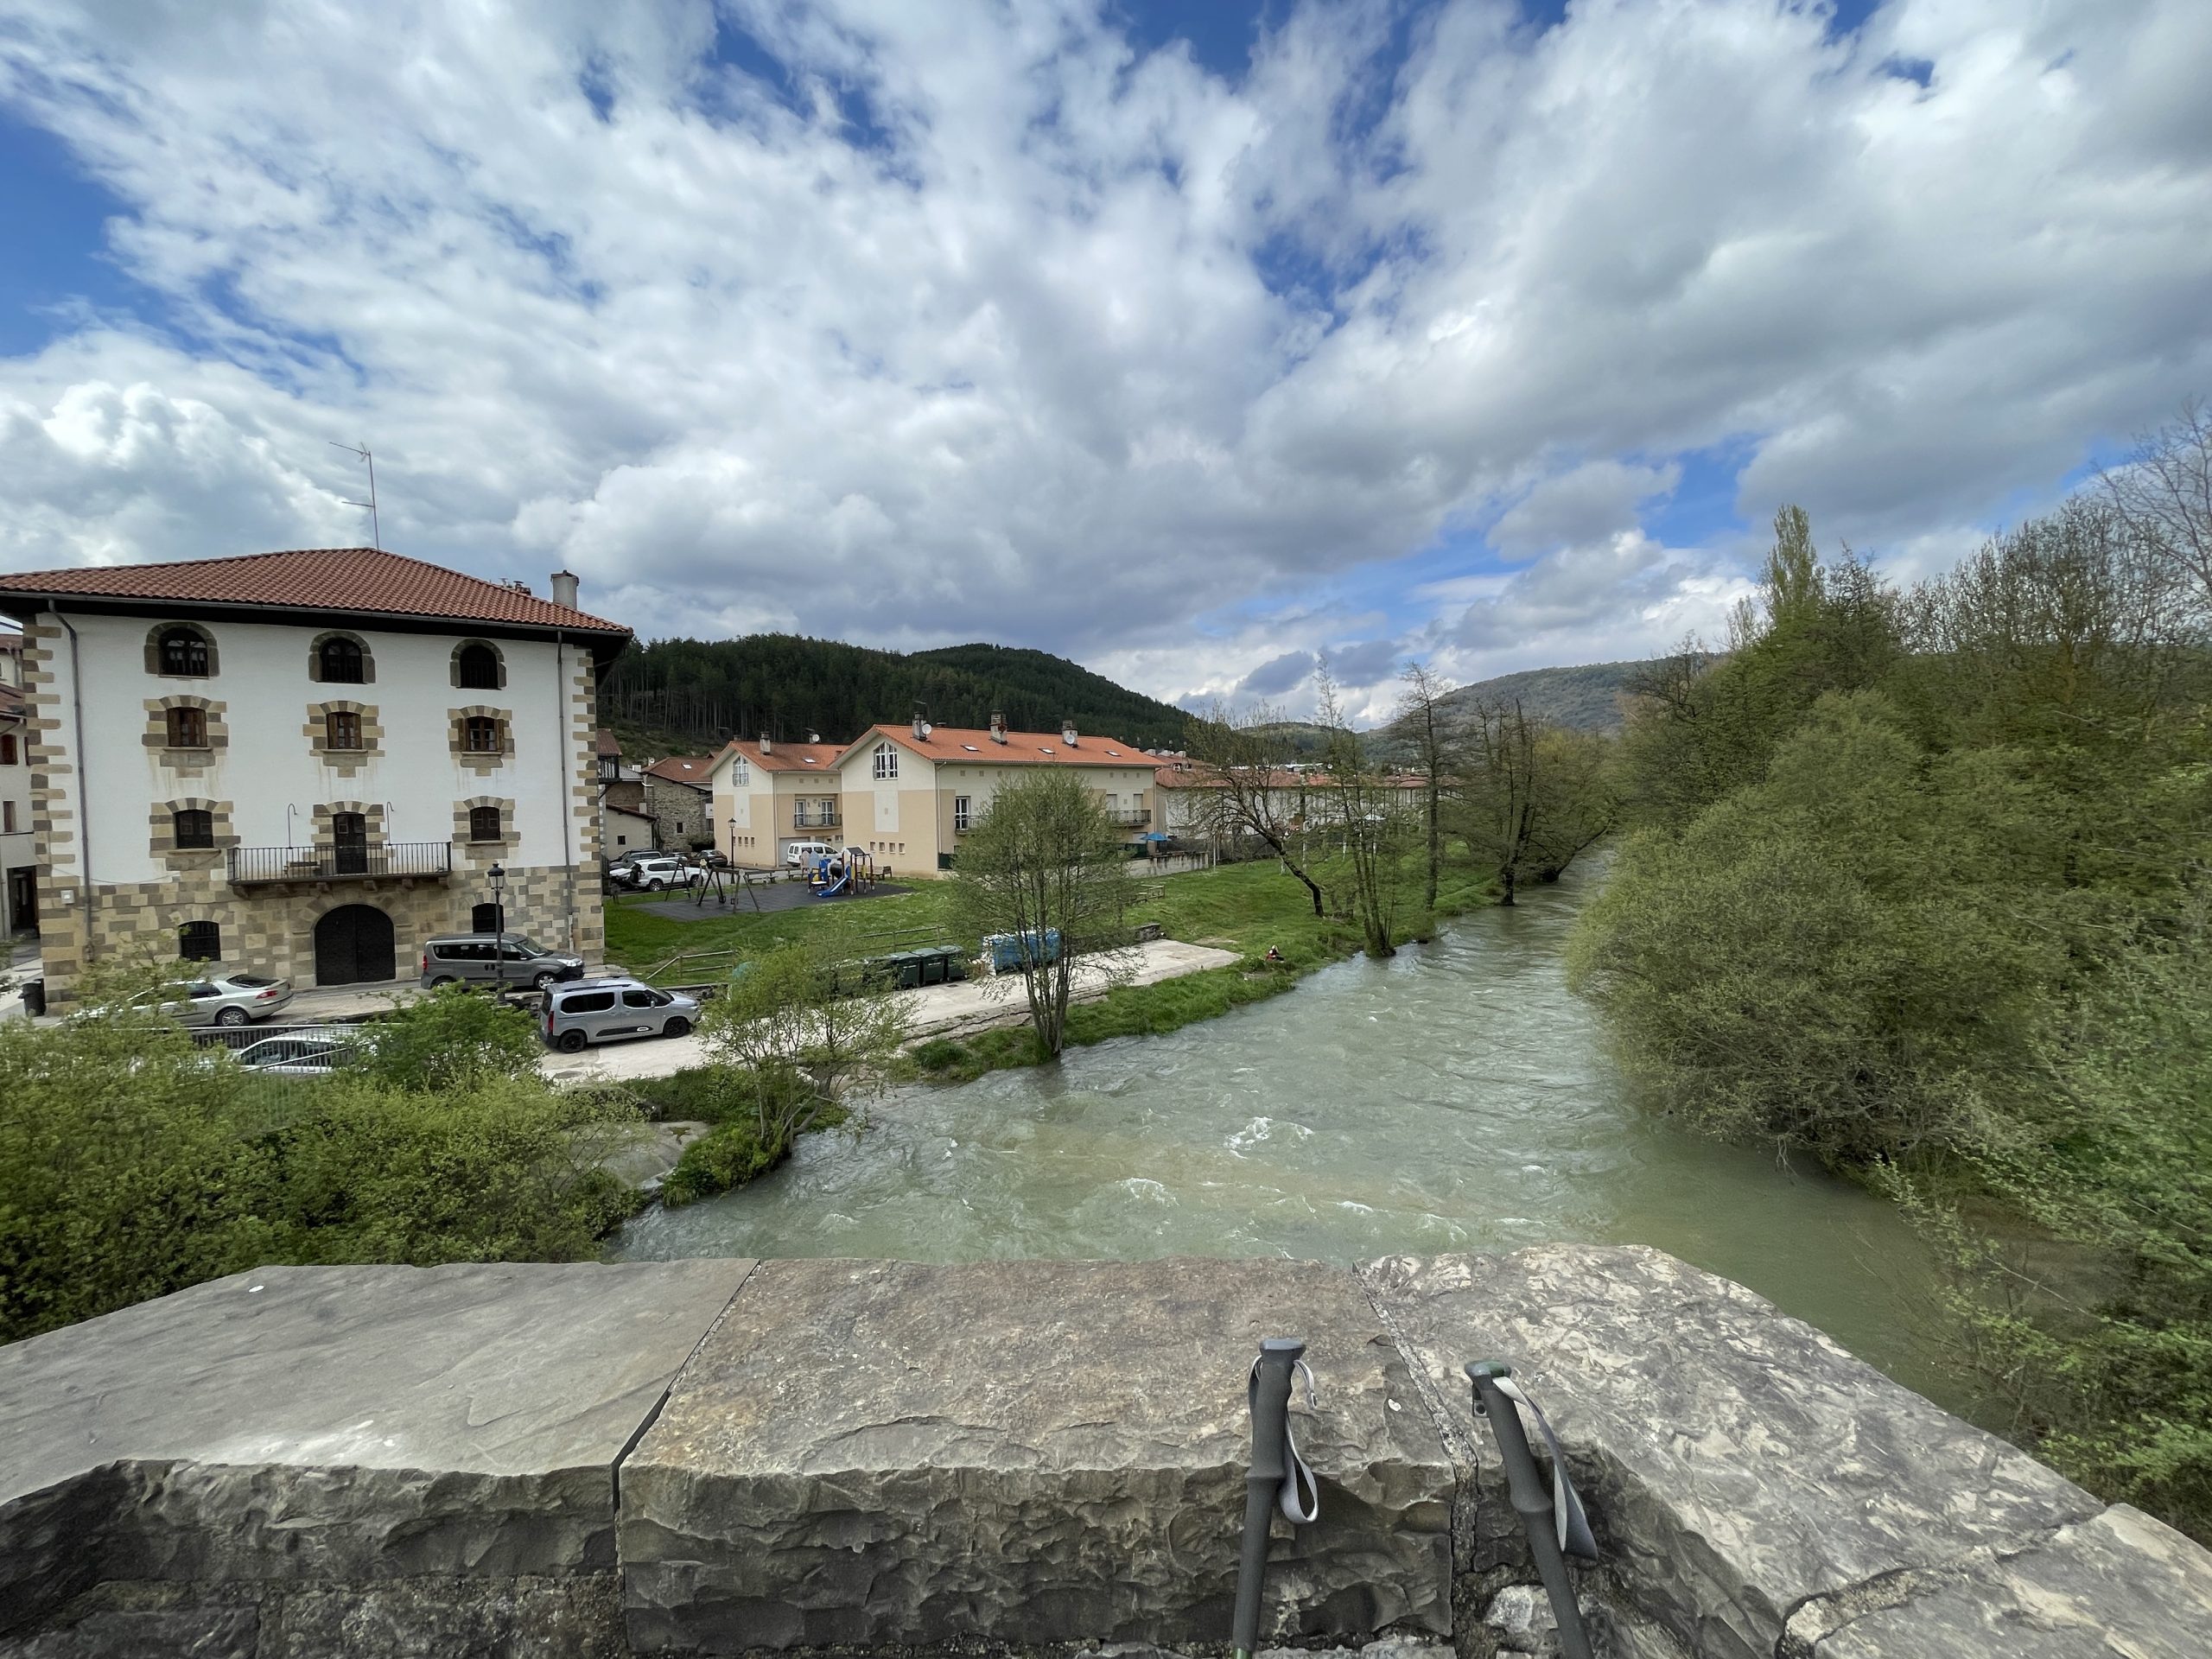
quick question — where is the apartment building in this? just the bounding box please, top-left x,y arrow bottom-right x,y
0,548 -> 630,1000
709,735 -> 846,868
832,714 -> 1156,875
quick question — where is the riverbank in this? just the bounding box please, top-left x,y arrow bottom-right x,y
603,856 -> 1500,1088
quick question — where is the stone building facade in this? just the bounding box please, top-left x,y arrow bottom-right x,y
0,549 -> 630,1001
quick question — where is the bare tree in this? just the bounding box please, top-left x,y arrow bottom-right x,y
1456,698 -> 1541,906
1395,662 -> 1455,916
2105,397 -> 2212,620
1182,700 -> 1327,916
1312,667 -> 1408,957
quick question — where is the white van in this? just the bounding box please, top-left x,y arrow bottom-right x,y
784,841 -> 839,868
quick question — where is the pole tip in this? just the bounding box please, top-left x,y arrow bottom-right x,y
1465,1359 -> 1511,1381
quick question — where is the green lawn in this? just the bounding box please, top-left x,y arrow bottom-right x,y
606,854 -> 1498,1082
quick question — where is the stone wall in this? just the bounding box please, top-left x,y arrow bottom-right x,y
3,1249 -> 2207,1658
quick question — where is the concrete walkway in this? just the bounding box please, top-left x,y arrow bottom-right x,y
540,938 -> 1241,1084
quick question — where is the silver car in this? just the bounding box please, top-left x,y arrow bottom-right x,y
86,968 -> 296,1028
232,1029 -> 364,1076
542,977 -> 700,1052
420,932 -> 588,992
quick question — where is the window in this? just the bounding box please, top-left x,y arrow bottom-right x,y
159,628 -> 209,677
954,795 -> 971,832
173,809 -> 214,849
471,901 -> 500,932
560,990 -> 616,1014
178,920 -> 220,962
464,715 -> 502,753
622,989 -> 664,1009
873,742 -> 899,780
794,801 -> 810,826
2,802 -> 12,834
166,706 -> 207,748
468,805 -> 503,842
325,710 -> 362,750
457,643 -> 500,690
318,637 -> 365,683
0,733 -> 16,765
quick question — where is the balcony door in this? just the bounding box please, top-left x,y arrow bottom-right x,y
331,811 -> 368,875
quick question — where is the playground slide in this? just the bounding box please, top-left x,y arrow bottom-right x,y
813,865 -> 851,898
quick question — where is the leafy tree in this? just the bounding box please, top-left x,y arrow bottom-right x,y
702,943 -> 909,1147
358,983 -> 543,1092
952,768 -> 1138,1055
1313,667 -> 1409,957
2105,397 -> 2212,622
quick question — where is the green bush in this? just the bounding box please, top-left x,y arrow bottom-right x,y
626,1065 -> 752,1124
356,984 -> 543,1092
659,1122 -> 781,1206
0,995 -> 640,1343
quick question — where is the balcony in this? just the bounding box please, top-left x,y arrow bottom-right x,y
228,841 -> 454,888
1107,808 -> 1153,828
793,811 -> 842,830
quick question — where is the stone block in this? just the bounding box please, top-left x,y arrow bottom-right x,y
619,1255 -> 1454,1655
1790,1503 -> 2212,1658
1361,1246 -> 2103,1659
0,1260 -> 752,1635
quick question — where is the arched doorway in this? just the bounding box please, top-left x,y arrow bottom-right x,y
314,904 -> 395,986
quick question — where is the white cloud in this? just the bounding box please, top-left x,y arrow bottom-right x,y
0,0 -> 2205,717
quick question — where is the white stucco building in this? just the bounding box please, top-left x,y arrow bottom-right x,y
709,734 -> 848,868
0,548 -> 630,999
0,631 -> 34,938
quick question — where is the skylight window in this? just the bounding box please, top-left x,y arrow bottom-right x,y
963,744 -> 980,752
1040,746 -> 1054,753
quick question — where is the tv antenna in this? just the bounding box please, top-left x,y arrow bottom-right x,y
329,440 -> 380,548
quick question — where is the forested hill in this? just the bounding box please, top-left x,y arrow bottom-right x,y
1434,660 -> 1649,732
599,634 -> 1192,752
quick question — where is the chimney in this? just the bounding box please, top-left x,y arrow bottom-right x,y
550,569 -> 579,608
989,710 -> 1007,744
912,705 -> 929,741
759,734 -> 772,755
1061,719 -> 1078,747
508,580 -> 532,596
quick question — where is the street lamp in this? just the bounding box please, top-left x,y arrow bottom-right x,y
488,863 -> 507,996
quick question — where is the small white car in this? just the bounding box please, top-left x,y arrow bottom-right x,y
784,841 -> 839,868
615,855 -> 692,892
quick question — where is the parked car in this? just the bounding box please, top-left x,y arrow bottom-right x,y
232,1030 -> 364,1077
74,968 -> 295,1028
541,977 -> 701,1052
783,840 -> 839,868
419,932 -> 588,992
613,855 -> 692,892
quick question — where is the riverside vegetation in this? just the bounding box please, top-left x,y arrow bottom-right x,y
1572,447 -> 2212,1541
0,981 -> 640,1343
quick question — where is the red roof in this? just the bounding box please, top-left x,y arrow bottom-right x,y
594,728 -> 622,758
0,547 -> 628,635
644,755 -> 715,787
837,722 -> 1151,769
715,738 -> 847,775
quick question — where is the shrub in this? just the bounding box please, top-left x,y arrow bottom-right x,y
659,1122 -> 781,1206
357,984 -> 542,1092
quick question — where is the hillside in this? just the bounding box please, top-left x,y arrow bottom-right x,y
599,634 -> 1193,753
1433,660 -> 1652,733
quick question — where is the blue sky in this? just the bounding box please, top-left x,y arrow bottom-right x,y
2,0 -> 2209,721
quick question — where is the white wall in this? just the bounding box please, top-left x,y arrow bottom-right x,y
48,610 -> 579,886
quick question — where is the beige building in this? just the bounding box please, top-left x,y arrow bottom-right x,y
0,548 -> 629,1001
832,715 -> 1156,877
709,735 -> 847,868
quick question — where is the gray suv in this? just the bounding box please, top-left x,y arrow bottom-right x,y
419,932 -> 587,992
542,977 -> 700,1052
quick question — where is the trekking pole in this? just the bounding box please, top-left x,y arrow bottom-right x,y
1466,1361 -> 1596,1659
1233,1338 -> 1319,1659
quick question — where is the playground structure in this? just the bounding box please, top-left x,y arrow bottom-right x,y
808,846 -> 880,899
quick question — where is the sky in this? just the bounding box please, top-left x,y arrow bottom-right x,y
1,1 -> 2209,725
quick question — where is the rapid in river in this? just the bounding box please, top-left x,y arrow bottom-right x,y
616,864 -> 1960,1408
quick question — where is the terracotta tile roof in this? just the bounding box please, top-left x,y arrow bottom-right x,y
0,547 -> 628,635
839,723 -> 1153,769
595,728 -> 622,757
644,755 -> 715,786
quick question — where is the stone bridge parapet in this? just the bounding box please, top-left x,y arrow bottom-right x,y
2,1248 -> 2206,1657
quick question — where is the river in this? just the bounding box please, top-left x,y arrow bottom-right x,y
616,865 -> 1961,1408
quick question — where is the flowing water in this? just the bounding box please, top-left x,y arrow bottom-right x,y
616,866 -> 1961,1407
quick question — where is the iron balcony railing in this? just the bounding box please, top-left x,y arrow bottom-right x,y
1107,808 -> 1153,827
793,811 -> 842,829
228,841 -> 454,886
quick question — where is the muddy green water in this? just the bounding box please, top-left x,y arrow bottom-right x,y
617,867 -> 1960,1407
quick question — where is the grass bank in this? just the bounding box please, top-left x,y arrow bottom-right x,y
606,855 -> 1498,1089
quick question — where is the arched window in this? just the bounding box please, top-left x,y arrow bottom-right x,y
873,742 -> 899,780
457,643 -> 501,690
178,920 -> 220,962
173,809 -> 214,849
464,715 -> 503,754
166,707 -> 207,748
468,805 -> 503,842
319,636 -> 365,683
160,628 -> 210,677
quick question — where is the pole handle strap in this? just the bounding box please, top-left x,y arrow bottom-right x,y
1249,1357 -> 1321,1525
1493,1377 -> 1598,1561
